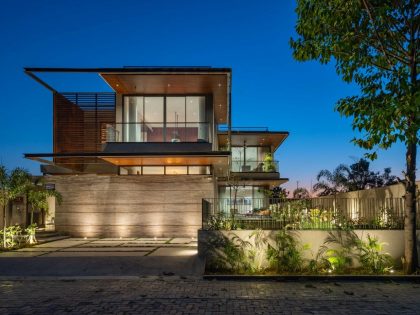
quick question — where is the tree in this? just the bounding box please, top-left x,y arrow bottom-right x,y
293,187 -> 311,199
314,158 -> 399,195
346,159 -> 399,190
26,177 -> 62,226
0,165 -> 31,248
313,164 -> 350,196
291,0 -> 419,273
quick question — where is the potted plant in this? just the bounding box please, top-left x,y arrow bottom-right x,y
263,153 -> 276,172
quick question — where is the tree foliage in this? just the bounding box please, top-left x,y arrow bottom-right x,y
291,0 -> 419,158
314,158 -> 399,196
291,0 -> 418,272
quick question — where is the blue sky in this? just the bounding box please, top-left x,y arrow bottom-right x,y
0,0 -> 413,193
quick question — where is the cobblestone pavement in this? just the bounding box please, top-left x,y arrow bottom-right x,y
0,277 -> 419,314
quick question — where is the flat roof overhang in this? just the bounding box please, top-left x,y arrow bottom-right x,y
218,131 -> 289,152
24,67 -> 232,124
25,151 -> 230,167
218,178 -> 289,187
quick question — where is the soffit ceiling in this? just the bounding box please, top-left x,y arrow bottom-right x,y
100,73 -> 229,123
218,132 -> 289,152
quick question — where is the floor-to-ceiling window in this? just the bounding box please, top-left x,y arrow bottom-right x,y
231,146 -> 270,172
122,95 -> 208,142
218,186 -> 266,214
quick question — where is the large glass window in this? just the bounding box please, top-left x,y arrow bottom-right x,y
231,146 -> 270,172
119,165 -> 211,175
122,96 -> 207,142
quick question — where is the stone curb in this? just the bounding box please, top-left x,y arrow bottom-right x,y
203,274 -> 420,282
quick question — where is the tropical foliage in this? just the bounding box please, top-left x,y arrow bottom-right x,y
314,158 -> 399,196
0,166 -> 31,248
205,229 -> 394,275
291,0 -> 418,273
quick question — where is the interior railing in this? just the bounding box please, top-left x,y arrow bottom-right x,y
102,122 -> 211,143
230,160 -> 279,172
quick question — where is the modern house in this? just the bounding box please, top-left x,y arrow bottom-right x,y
24,67 -> 289,237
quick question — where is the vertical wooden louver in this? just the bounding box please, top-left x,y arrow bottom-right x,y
53,92 -> 116,172
54,92 -> 116,153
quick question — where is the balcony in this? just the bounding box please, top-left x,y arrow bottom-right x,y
102,122 -> 211,143
231,160 -> 279,173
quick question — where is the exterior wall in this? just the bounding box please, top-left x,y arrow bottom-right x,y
198,229 -> 420,269
318,182 -> 420,199
47,174 -> 215,237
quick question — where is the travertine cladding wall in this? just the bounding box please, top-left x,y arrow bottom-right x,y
48,174 -> 214,237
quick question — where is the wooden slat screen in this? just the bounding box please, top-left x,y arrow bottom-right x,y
54,92 -> 116,153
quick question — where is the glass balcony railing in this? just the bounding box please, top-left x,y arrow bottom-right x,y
102,122 -> 211,143
231,160 -> 279,173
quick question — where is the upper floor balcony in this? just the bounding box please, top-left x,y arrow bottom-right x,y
103,122 -> 211,143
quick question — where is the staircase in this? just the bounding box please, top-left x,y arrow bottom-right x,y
36,230 -> 69,244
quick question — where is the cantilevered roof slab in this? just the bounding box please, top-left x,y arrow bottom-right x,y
218,130 -> 289,152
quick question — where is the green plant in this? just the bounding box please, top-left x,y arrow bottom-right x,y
0,166 -> 31,248
266,229 -> 306,273
262,153 -> 276,172
25,223 -> 38,245
247,229 -> 268,272
318,230 -> 359,273
206,215 -> 238,231
205,232 -> 250,273
356,234 -> 394,274
0,225 -> 24,249
291,0 -> 418,274
371,207 -> 403,229
26,177 -> 62,225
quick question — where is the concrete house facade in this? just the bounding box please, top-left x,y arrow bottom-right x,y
25,67 -> 288,237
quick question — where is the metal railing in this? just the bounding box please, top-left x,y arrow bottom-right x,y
231,160 -> 279,172
102,122 -> 211,143
202,197 -> 420,230
218,126 -> 269,132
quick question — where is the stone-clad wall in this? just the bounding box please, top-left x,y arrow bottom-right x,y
47,174 -> 214,237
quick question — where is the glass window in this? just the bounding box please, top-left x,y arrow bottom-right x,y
144,97 -> 164,141
186,96 -> 207,142
166,97 -> 186,142
142,166 -> 165,175
188,166 -> 210,175
123,97 -> 144,142
165,166 -> 188,175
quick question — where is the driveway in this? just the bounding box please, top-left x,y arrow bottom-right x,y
0,237 -> 203,277
1,278 -> 420,314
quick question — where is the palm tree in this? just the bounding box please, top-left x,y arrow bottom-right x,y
0,165 -> 31,248
313,164 -> 350,196
292,187 -> 310,199
314,159 -> 399,196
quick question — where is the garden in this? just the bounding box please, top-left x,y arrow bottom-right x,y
199,198 -> 419,276
0,165 -> 61,251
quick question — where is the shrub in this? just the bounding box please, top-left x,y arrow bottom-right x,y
356,234 -> 394,274
266,229 -> 307,273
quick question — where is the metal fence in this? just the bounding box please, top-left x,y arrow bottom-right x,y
202,197 -> 420,230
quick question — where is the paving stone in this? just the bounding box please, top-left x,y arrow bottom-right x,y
148,248 -> 197,257
35,240 -> 92,248
79,241 -> 125,247
0,279 -> 419,314
0,251 -> 45,257
16,247 -> 62,252
169,238 -> 195,244
42,251 -> 149,257
59,247 -> 153,252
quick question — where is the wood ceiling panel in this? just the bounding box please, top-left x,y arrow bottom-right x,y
100,73 -> 229,123
100,155 -> 229,167
218,132 -> 289,152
